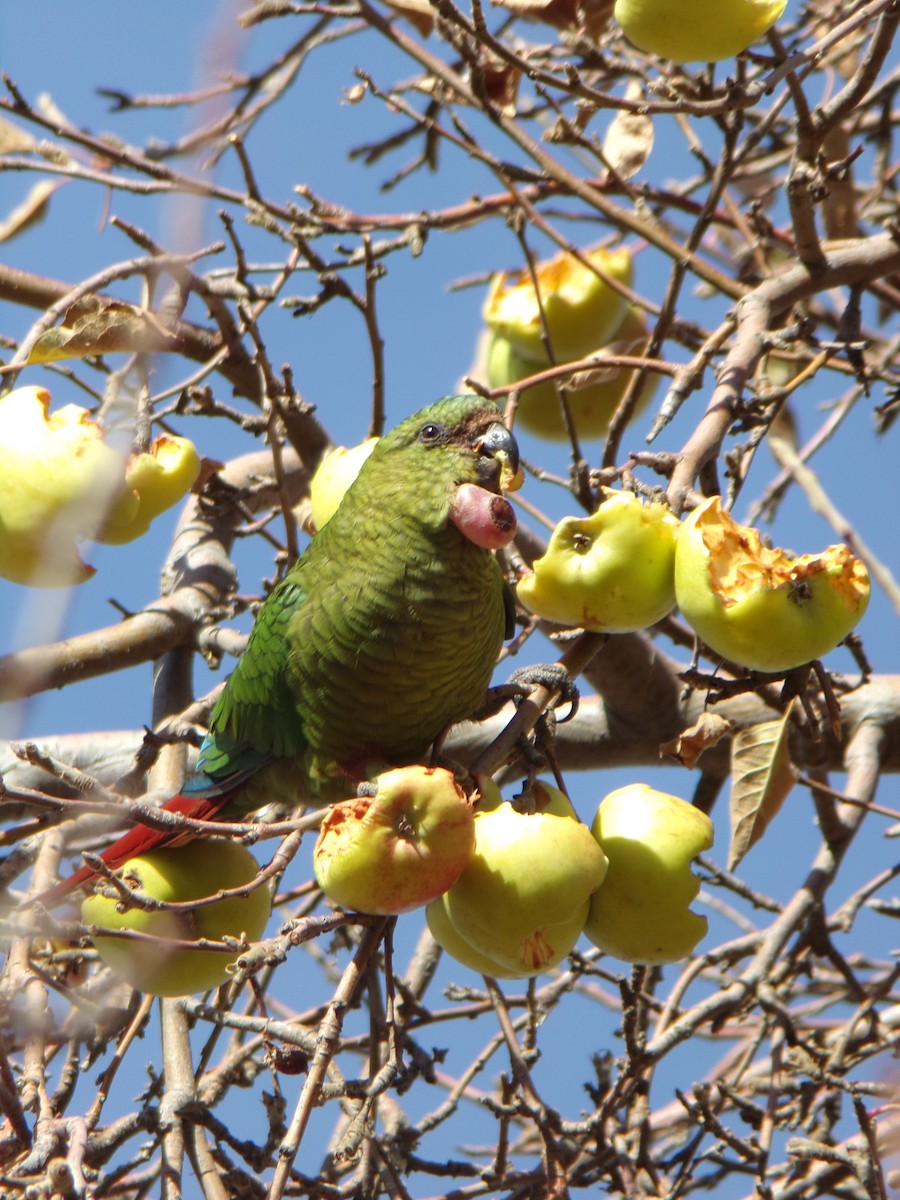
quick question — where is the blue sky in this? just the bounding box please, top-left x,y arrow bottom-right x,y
1,4 -> 897,1192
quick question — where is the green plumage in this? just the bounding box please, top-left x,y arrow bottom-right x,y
39,396 -> 519,905
202,395 -> 516,806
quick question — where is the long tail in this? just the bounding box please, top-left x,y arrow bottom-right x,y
35,790 -> 239,909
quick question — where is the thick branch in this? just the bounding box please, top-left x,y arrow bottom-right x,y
449,671 -> 900,777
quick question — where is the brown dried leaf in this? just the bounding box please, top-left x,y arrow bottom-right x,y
603,86 -> 653,181
660,713 -> 736,770
27,297 -> 181,364
728,700 -> 797,870
822,125 -> 858,241
0,115 -> 37,154
479,58 -> 521,116
382,0 -> 435,36
490,0 -> 612,36
0,181 -> 58,244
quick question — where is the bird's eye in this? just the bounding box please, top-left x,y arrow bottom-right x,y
419,423 -> 444,443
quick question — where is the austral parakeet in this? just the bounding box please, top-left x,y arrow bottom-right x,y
41,396 -> 520,904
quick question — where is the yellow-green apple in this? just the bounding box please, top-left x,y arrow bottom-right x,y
81,839 -> 271,996
98,434 -> 201,544
614,0 -> 786,62
426,894 -> 533,978
584,783 -> 713,964
0,386 -> 132,586
310,438 -> 379,530
425,773 -> 535,978
483,245 -> 633,364
488,307 -> 657,442
314,765 -> 475,915
517,489 -> 679,632
675,496 -> 870,672
429,780 -> 608,976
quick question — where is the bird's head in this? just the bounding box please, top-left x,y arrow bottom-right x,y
374,395 -> 521,548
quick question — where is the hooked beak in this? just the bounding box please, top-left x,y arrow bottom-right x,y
476,421 -> 521,492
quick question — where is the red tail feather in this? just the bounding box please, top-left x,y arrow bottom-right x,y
35,791 -> 236,909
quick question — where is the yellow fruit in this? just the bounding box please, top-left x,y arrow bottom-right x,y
0,386 -> 202,580
584,784 -> 713,965
488,307 -> 656,442
82,840 -> 271,996
426,894 -> 532,978
675,496 -> 870,672
517,489 -> 679,632
0,386 -> 132,586
614,0 -> 786,62
431,781 -> 608,977
483,246 -> 633,364
310,438 -> 379,529
314,766 -> 475,915
98,435 -> 201,544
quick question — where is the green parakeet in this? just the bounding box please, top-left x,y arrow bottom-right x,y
42,396 -> 519,904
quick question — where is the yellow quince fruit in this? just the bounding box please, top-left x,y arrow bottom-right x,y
309,438 -> 379,530
98,434 -> 201,545
428,781 -> 607,977
675,496 -> 870,672
614,0 -> 786,63
82,839 -> 271,997
585,783 -> 713,965
517,490 -> 679,632
488,306 -> 656,442
0,386 -> 131,586
484,245 -> 633,365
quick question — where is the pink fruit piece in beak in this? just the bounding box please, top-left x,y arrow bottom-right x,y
449,483 -> 517,549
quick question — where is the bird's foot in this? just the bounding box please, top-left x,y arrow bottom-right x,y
475,667 -> 580,720
474,664 -> 578,723
505,663 -> 580,723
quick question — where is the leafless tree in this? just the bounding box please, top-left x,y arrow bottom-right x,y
0,1 -> 898,1197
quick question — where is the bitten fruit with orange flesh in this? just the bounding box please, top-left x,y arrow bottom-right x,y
675,496 -> 870,672
484,246 -> 633,365
427,781 -> 608,977
0,386 -> 132,585
81,840 -> 271,996
98,434 -> 201,544
314,766 -> 475,915
487,306 -> 657,442
614,0 -> 786,63
517,490 -> 679,632
584,784 -> 713,965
